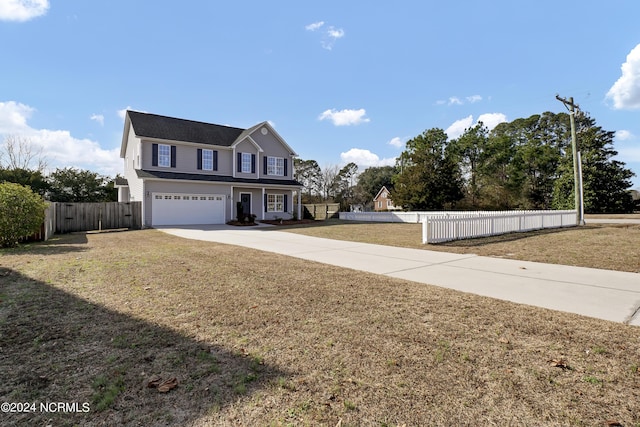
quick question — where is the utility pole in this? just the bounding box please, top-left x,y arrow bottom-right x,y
556,95 -> 585,225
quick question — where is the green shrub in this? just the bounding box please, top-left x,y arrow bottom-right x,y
0,182 -> 46,247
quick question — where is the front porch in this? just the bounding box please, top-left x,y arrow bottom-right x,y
231,185 -> 301,222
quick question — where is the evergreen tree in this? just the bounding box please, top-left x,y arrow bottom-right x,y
47,167 -> 116,202
391,128 -> 463,210
553,114 -> 635,213
449,123 -> 489,209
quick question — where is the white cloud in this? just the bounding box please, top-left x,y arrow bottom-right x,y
318,108 -> 370,126
321,26 -> 345,50
606,43 -> 640,110
0,101 -> 34,130
327,26 -> 345,39
616,129 -> 634,141
388,137 -> 404,148
117,106 -> 132,120
0,101 -> 121,176
90,114 -> 104,126
306,20 -> 344,50
437,95 -> 485,106
477,113 -> 507,130
0,0 -> 48,21
445,113 -> 507,139
445,115 -> 474,139
305,21 -> 324,31
340,148 -> 395,167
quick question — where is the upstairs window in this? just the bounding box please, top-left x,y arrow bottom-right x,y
241,153 -> 251,173
158,144 -> 171,167
202,149 -> 213,170
153,143 -> 175,168
197,149 -> 217,171
267,157 -> 284,176
237,152 -> 256,173
264,156 -> 287,176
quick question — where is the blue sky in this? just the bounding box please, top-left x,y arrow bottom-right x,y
1,0 -> 639,189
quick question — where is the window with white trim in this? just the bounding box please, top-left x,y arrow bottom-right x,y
267,156 -> 284,176
202,149 -> 213,170
158,144 -> 171,167
241,153 -> 252,173
267,194 -> 284,212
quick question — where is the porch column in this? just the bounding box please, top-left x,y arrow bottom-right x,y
261,187 -> 266,221
230,185 -> 234,222
297,189 -> 301,220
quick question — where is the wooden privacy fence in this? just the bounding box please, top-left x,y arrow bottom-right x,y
303,203 -> 340,220
422,210 -> 577,243
53,202 -> 142,234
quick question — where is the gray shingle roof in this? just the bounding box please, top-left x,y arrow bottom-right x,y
136,169 -> 302,187
127,110 -> 245,147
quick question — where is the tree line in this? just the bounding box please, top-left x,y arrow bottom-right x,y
296,111 -> 637,213
2,109 -> 637,213
0,135 -> 117,203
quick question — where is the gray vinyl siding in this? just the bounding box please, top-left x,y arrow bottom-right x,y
141,140 -> 233,175
123,124 -> 144,203
250,129 -> 294,181
234,140 -> 259,178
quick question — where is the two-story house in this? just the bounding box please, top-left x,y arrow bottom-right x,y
116,110 -> 302,227
373,186 -> 400,211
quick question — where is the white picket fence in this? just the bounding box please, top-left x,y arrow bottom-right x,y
338,210 -> 578,243
422,210 -> 577,243
339,211 -> 454,223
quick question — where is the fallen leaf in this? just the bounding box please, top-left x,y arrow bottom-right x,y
605,421 -> 623,426
157,377 -> 178,393
499,337 -> 510,344
549,358 -> 569,369
147,377 -> 162,388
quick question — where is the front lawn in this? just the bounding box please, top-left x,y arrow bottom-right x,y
1,230 -> 639,426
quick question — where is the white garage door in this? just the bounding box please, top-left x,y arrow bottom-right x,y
152,193 -> 225,226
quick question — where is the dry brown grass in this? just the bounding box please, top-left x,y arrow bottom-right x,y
279,220 -> 640,273
1,230 -> 639,426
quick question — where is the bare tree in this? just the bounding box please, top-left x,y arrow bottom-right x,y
0,135 -> 47,171
319,164 -> 340,200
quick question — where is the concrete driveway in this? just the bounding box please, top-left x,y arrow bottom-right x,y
158,224 -> 640,326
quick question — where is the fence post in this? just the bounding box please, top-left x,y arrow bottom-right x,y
422,220 -> 427,244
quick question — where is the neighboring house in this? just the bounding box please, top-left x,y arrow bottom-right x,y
116,110 -> 302,227
373,186 -> 400,211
